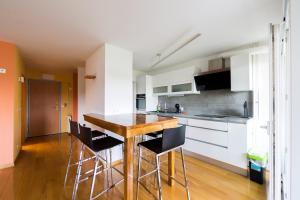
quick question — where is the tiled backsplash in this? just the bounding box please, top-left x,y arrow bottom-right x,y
158,89 -> 253,117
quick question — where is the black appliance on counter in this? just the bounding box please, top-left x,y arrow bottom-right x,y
175,103 -> 182,113
194,70 -> 231,91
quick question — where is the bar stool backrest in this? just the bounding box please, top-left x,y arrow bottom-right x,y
69,120 -> 79,137
162,125 -> 186,152
78,124 -> 93,148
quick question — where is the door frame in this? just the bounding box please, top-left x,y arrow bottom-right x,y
27,79 -> 62,137
269,21 -> 291,200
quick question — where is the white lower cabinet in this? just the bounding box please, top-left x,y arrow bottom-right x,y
183,119 -> 251,171
186,126 -> 228,148
227,123 -> 248,170
184,138 -> 228,165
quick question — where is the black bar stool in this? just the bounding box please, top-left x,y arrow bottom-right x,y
72,124 -> 124,200
136,125 -> 190,200
64,120 -> 107,188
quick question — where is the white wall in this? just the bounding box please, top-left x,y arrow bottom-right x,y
77,67 -> 86,124
133,70 -> 146,82
104,44 -> 133,115
290,0 -> 300,199
85,46 -> 106,114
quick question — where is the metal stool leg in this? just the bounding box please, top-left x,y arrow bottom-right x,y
90,157 -> 100,200
64,135 -> 74,189
180,147 -> 190,200
155,155 -> 163,200
72,144 -> 85,200
136,146 -> 142,200
105,150 -> 109,188
109,148 -> 113,186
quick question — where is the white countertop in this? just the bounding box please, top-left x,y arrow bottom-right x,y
147,111 -> 251,124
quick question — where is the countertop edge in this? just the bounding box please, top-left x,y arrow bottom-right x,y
147,112 -> 251,124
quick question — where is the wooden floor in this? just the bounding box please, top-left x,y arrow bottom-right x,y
0,134 -> 266,200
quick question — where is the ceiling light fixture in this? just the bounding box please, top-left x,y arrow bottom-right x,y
150,32 -> 201,69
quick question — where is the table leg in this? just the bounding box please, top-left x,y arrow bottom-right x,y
168,150 -> 175,186
124,137 -> 134,200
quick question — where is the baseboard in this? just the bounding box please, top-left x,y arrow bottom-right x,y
14,148 -> 21,162
0,163 -> 14,170
109,153 -> 247,176
27,132 -> 69,138
183,149 -> 248,176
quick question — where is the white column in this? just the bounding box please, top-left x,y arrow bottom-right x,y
84,43 -> 133,162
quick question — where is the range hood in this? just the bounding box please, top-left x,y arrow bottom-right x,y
194,69 -> 231,91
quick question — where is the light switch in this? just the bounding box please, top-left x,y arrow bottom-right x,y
0,68 -> 7,74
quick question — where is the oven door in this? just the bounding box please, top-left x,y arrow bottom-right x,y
136,94 -> 146,110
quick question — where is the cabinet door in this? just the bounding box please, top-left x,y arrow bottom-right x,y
136,76 -> 146,94
171,82 -> 192,93
231,54 -> 253,91
153,86 -> 168,95
227,123 -> 248,169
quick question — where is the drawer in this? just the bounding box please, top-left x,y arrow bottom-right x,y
186,126 -> 228,147
184,138 -> 228,163
187,118 -> 228,131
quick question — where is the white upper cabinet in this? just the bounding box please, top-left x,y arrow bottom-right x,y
136,75 -> 146,94
152,66 -> 199,95
230,53 -> 253,91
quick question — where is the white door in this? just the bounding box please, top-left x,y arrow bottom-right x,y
253,53 -> 270,153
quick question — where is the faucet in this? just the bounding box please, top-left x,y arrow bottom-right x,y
243,101 -> 249,118
163,101 -> 168,112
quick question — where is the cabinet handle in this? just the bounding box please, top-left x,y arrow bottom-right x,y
260,125 -> 268,129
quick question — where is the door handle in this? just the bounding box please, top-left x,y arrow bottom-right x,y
260,125 -> 268,129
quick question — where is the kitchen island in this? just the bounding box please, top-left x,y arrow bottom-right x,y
84,113 -> 178,200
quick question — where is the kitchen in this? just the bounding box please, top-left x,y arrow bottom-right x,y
134,48 -> 269,178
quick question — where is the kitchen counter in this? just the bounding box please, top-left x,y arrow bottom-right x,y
147,111 -> 251,124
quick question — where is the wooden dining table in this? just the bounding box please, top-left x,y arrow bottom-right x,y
84,113 -> 178,200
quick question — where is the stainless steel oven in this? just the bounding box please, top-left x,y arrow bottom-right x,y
136,94 -> 146,110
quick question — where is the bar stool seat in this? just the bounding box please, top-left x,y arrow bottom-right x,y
87,136 -> 123,152
138,138 -> 163,154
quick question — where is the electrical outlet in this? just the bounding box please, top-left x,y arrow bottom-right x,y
0,68 -> 7,74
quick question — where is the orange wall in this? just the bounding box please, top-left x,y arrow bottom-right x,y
0,42 -> 17,168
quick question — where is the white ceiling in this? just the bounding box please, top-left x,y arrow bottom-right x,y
0,0 -> 282,72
